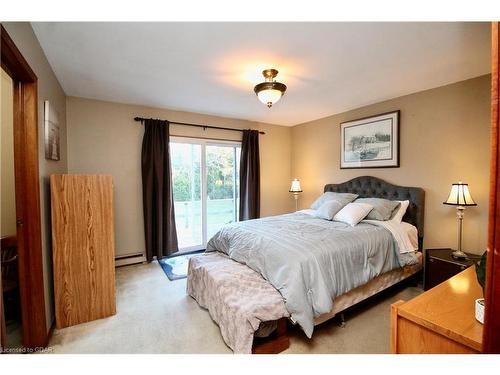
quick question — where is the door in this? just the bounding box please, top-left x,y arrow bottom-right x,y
170,137 -> 241,252
1,24 -> 47,350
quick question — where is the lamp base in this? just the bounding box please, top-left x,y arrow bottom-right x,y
451,249 -> 468,260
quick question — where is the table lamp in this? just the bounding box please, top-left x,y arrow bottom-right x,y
289,178 -> 302,211
443,182 -> 477,259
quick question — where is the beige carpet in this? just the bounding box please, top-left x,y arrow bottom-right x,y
48,261 -> 422,354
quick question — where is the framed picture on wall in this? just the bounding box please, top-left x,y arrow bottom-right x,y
44,100 -> 60,161
340,110 -> 399,169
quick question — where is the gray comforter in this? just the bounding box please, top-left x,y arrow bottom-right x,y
206,212 -> 415,338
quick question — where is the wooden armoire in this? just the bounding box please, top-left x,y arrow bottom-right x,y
50,175 -> 116,329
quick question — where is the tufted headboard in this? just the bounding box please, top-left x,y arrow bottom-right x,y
324,176 -> 425,250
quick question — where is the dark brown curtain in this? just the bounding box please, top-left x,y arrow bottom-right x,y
141,119 -> 178,261
239,129 -> 260,220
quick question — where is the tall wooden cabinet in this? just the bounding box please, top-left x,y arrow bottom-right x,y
51,175 -> 116,329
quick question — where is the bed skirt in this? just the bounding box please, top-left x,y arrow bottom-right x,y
314,252 -> 423,325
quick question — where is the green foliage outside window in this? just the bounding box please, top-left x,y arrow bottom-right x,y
171,143 -> 239,202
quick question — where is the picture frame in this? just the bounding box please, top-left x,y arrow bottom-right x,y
340,110 -> 400,169
44,100 -> 60,161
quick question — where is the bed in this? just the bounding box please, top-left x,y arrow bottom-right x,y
187,176 -> 425,353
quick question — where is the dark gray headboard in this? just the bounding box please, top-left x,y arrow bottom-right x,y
324,176 -> 425,250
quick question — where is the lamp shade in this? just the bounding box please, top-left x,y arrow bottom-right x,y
443,182 -> 477,206
257,88 -> 284,107
254,69 -> 287,108
289,178 -> 302,193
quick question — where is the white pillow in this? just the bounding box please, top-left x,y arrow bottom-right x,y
333,202 -> 374,226
391,200 -> 410,223
314,200 -> 348,220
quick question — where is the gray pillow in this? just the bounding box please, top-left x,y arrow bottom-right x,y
310,192 -> 358,210
314,199 -> 348,220
355,198 -> 400,221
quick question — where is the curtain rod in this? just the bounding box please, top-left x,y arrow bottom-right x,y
134,117 -> 265,135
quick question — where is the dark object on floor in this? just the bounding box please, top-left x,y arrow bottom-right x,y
252,318 -> 289,354
159,253 -> 199,280
1,236 -> 20,320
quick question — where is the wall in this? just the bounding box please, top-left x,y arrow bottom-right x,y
1,69 -> 16,237
66,97 -> 293,257
2,22 -> 68,330
291,75 -> 491,254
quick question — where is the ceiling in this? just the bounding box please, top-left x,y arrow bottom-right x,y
31,22 -> 491,126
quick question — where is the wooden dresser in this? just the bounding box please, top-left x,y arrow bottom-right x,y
391,267 -> 483,353
51,175 -> 116,329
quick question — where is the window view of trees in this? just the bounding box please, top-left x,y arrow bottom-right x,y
171,144 -> 201,202
170,140 -> 240,250
206,145 -> 238,200
171,144 -> 238,201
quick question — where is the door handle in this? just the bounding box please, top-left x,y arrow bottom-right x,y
16,219 -> 24,227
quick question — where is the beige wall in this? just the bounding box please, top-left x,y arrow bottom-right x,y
292,75 -> 491,255
66,97 -> 293,257
67,76 -> 491,258
1,69 -> 16,237
2,22 -> 68,330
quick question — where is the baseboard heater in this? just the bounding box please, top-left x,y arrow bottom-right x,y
115,252 -> 146,267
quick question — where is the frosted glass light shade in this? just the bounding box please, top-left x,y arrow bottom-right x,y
290,178 -> 302,192
444,182 -> 477,206
257,89 -> 283,107
254,69 -> 287,108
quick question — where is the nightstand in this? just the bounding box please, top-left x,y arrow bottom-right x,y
424,248 -> 475,291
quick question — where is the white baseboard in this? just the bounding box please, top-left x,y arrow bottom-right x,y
115,253 -> 147,267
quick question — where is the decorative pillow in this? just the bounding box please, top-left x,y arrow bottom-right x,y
314,199 -> 349,220
355,198 -> 401,221
310,192 -> 358,210
333,202 -> 374,226
390,200 -> 410,223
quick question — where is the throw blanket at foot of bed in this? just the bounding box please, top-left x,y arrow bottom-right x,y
187,252 -> 289,354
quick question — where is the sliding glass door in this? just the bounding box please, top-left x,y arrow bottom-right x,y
170,137 -> 241,252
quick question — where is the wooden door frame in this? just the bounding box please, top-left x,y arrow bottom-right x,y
1,25 -> 48,349
484,21 -> 500,353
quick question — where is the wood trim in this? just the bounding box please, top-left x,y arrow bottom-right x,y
0,267 -> 5,352
484,21 -> 500,353
252,318 -> 290,354
0,26 -> 36,82
390,300 -> 405,354
1,25 -> 48,348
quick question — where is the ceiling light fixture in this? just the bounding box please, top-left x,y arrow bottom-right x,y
254,69 -> 287,108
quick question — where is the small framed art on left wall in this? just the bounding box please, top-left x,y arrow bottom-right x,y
44,100 -> 60,161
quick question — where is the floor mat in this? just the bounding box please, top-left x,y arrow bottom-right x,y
158,253 -> 200,280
